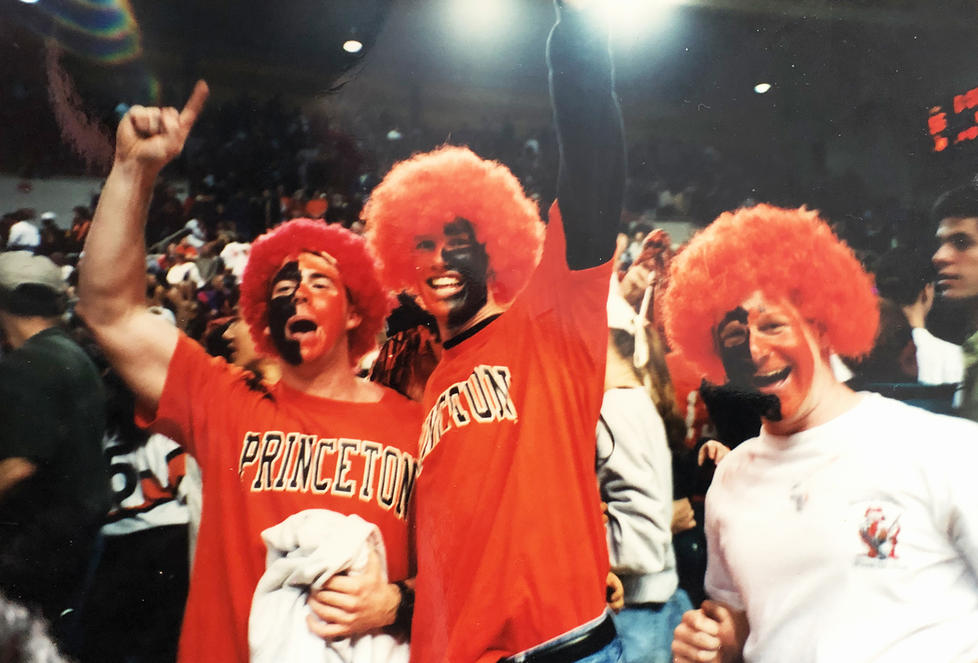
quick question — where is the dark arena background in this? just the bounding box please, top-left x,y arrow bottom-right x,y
4,0 -> 978,218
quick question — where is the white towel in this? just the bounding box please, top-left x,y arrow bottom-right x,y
249,509 -> 409,663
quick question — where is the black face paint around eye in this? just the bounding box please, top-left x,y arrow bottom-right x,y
268,260 -> 303,365
717,307 -> 753,387
442,219 -> 489,328
716,306 -> 784,422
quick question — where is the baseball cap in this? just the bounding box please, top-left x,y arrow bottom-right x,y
0,251 -> 68,295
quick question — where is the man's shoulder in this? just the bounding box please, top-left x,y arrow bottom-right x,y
846,394 -> 978,460
167,332 -> 266,403
860,392 -> 970,427
913,327 -> 962,353
4,327 -> 92,375
964,329 -> 978,354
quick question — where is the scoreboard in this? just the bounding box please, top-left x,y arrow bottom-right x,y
929,86 -> 978,152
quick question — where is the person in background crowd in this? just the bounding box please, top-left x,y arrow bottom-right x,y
38,213 -> 64,256
872,247 -> 963,386
846,297 -> 918,384
6,210 -> 41,253
599,281 -> 692,663
0,251 -> 109,655
223,315 -> 282,384
665,204 -> 978,663
76,357 -> 191,663
932,182 -> 978,421
67,206 -> 93,254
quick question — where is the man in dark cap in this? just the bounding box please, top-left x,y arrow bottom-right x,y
0,251 -> 109,648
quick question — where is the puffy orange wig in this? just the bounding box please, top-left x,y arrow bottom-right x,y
661,204 -> 878,383
239,219 -> 392,363
363,145 -> 545,305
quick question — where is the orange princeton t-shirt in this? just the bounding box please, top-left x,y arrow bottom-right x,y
410,204 -> 613,663
141,336 -> 421,663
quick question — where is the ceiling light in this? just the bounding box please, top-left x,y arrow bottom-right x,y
754,82 -> 772,94
601,0 -> 674,40
343,40 -> 363,54
450,0 -> 513,38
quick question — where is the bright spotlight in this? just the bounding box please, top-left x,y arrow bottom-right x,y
451,0 -> 513,38
754,82 -> 772,94
343,40 -> 363,54
601,0 -> 674,40
19,0 -> 40,4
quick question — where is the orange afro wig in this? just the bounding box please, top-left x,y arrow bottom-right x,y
239,219 -> 392,364
661,204 -> 878,383
363,145 -> 545,305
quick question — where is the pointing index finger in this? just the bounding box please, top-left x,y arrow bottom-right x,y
179,80 -> 209,128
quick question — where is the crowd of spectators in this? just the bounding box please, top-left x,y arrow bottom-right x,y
6,82 -> 928,258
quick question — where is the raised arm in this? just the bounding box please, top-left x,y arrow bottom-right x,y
77,81 -> 209,410
548,0 -> 626,270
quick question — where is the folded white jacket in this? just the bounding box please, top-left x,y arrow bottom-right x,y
249,509 -> 409,663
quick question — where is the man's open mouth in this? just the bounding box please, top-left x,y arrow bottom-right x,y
753,366 -> 791,389
288,319 -> 317,336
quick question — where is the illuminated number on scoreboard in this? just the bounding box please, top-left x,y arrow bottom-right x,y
929,86 -> 978,152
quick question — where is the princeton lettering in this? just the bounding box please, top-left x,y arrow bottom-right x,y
237,432 -> 416,520
419,365 -> 518,461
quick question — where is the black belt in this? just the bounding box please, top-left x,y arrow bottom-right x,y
499,614 -> 617,663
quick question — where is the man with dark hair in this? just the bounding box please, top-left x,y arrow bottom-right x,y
932,182 -> 978,421
77,83 -> 421,663
365,1 -> 626,660
665,205 -> 978,663
0,251 -> 109,649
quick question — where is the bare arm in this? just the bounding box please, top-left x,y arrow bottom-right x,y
77,81 -> 209,411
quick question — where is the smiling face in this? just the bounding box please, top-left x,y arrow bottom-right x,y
265,251 -> 359,366
411,218 -> 490,330
715,293 -> 830,429
933,216 -> 978,302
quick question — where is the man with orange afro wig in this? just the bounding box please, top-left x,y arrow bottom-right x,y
665,204 -> 978,663
77,83 -> 422,663
364,1 -> 626,661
